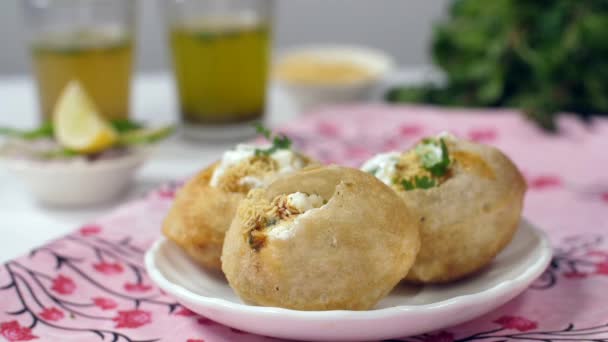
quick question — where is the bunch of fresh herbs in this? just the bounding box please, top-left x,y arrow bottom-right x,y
386,0 -> 608,131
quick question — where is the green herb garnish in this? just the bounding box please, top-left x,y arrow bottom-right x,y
118,125 -> 175,146
0,120 -> 173,160
40,148 -> 79,159
0,122 -> 54,140
254,123 -> 292,156
401,176 -> 437,191
0,119 -> 145,140
416,137 -> 451,177
110,119 -> 143,134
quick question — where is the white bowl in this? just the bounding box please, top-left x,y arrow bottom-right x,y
274,45 -> 395,112
1,148 -> 151,207
146,219 -> 552,341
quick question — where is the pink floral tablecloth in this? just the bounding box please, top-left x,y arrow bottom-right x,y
1,105 -> 607,342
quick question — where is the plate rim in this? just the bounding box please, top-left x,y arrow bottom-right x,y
145,218 -> 552,320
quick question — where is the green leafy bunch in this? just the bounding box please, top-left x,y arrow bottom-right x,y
386,0 -> 608,131
254,124 -> 292,156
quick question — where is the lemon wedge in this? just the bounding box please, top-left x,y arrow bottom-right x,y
53,81 -> 118,153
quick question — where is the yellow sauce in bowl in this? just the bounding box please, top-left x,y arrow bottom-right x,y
274,54 -> 376,85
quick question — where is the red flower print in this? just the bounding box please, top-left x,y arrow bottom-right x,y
595,262 -> 608,275
399,124 -> 423,137
39,307 -> 64,321
563,271 -> 588,279
93,262 -> 124,275
197,317 -> 215,325
79,224 -> 102,236
316,122 -> 340,137
494,316 -> 538,331
0,321 -> 38,341
587,250 -> 608,258
124,283 -> 153,292
187,339 -> 205,342
528,176 -> 561,190
175,308 -> 196,317
381,137 -> 401,150
51,275 -> 76,295
602,193 -> 608,204
345,146 -> 370,160
468,129 -> 497,143
423,331 -> 454,342
112,310 -> 152,329
157,188 -> 176,199
93,297 -> 118,310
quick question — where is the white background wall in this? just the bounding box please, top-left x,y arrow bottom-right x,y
0,0 -> 449,76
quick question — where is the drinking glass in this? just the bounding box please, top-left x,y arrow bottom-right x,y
163,0 -> 274,140
22,0 -> 136,121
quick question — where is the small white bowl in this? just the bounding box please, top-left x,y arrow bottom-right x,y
1,148 -> 151,207
274,45 -> 395,112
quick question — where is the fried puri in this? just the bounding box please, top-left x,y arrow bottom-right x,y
221,166 -> 420,310
162,144 -> 316,271
362,135 -> 526,283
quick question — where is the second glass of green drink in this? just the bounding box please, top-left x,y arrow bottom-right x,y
164,0 -> 274,140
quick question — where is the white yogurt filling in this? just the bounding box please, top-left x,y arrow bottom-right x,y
209,144 -> 304,188
415,143 -> 442,161
360,151 -> 401,186
286,192 -> 324,212
238,176 -> 265,188
267,192 -> 325,240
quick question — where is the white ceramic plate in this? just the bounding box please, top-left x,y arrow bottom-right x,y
145,219 -> 552,341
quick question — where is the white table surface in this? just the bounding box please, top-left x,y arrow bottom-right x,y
0,73 -> 298,263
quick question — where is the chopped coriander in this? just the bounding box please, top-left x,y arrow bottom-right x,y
414,175 -> 436,189
401,179 -> 415,191
416,137 -> 451,177
254,124 -> 292,156
255,123 -> 271,139
400,175 -> 437,191
367,167 -> 379,176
